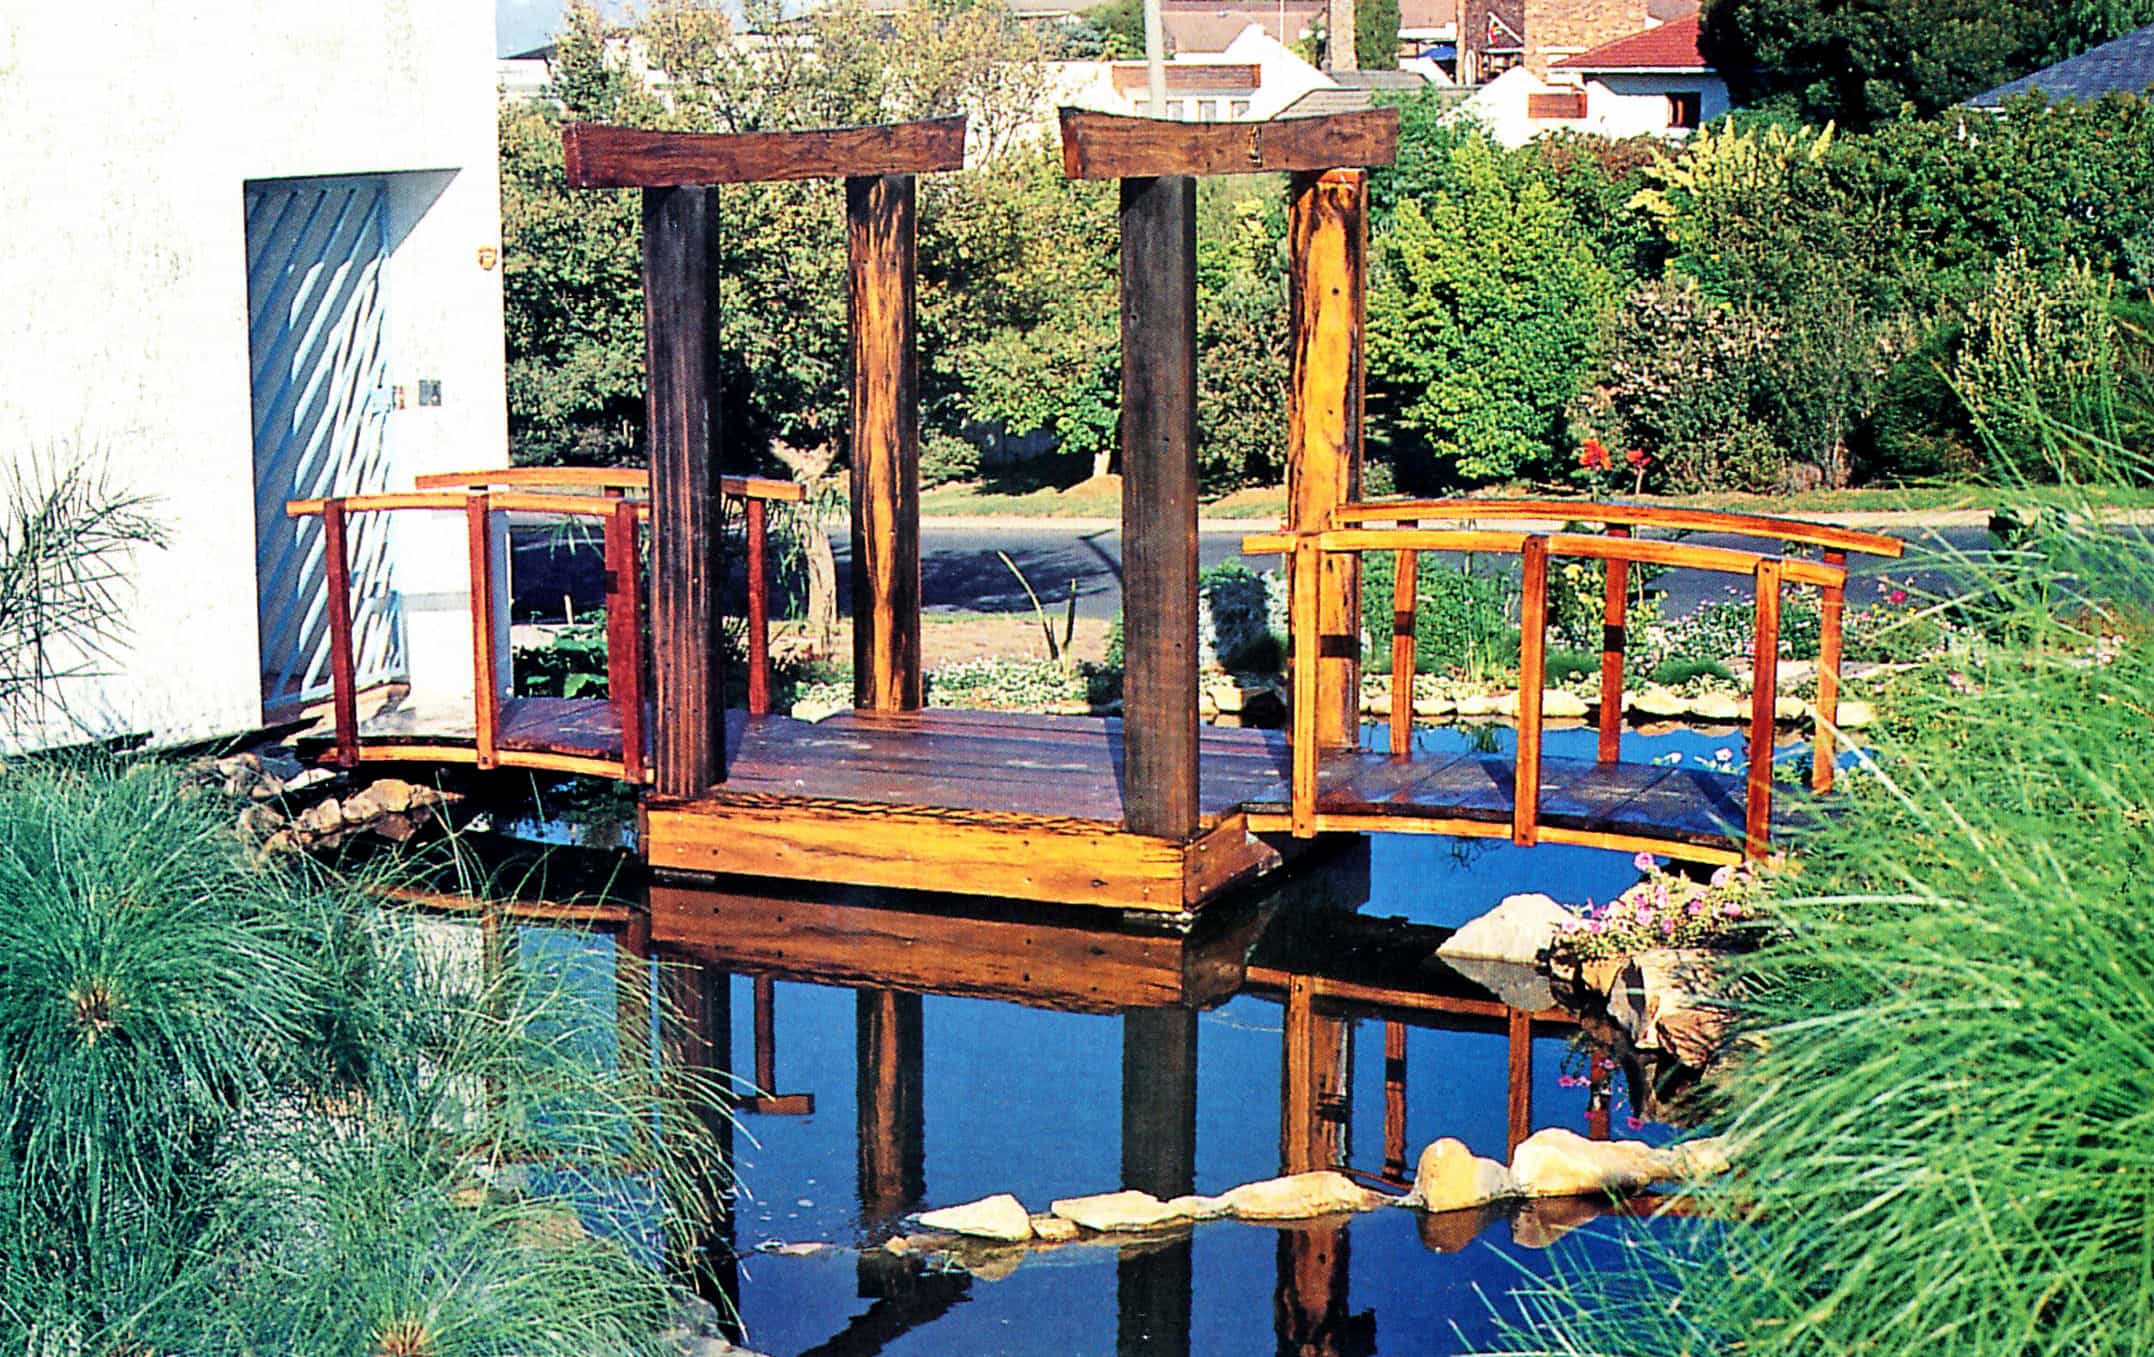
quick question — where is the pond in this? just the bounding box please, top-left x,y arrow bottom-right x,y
499,725 -> 1754,1357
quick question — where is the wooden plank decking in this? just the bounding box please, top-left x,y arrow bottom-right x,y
308,699 -> 1774,893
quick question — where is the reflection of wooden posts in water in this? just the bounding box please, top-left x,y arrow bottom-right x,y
1507,1007 -> 1534,1157
651,950 -> 740,1311
1381,1021 -> 1408,1183
744,975 -> 815,1116
856,988 -> 925,1218
1118,1006 -> 1197,1357
1275,1221 -> 1371,1357
1280,974 -> 1349,1175
1586,1049 -> 1616,1141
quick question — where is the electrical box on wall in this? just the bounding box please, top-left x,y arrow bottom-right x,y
417,379 -> 442,407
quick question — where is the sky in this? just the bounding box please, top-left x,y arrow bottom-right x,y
497,0 -> 576,57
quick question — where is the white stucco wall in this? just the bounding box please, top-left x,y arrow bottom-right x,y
0,2 -> 507,750
1453,66 -> 1729,146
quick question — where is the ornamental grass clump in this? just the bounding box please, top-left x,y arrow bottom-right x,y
0,758 -> 727,1355
1477,435 -> 2154,1357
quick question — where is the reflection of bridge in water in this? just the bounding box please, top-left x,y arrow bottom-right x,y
406,839 -> 1697,1356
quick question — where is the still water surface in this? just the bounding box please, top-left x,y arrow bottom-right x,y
514,726 -> 1751,1355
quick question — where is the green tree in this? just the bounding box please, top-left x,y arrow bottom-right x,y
1369,133 -> 1615,485
1080,0 -> 1147,57
1699,0 -> 2154,128
1357,0 -> 1401,70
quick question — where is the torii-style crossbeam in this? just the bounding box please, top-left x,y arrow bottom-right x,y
1057,107 -> 1398,839
563,118 -> 966,797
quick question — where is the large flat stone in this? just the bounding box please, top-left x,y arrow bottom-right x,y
916,1192 -> 1032,1242
1437,893 -> 1575,967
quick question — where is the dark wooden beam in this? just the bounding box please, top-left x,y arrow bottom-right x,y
643,186 -> 725,798
1118,174 -> 1201,840
563,116 -> 968,188
847,174 -> 924,711
1286,169 -> 1367,751
1120,1005 -> 1196,1357
1059,108 -> 1398,180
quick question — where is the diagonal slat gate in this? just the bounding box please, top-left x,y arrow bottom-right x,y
246,176 -> 402,712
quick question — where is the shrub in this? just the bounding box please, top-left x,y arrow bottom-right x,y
1359,552 -> 1517,679
920,429 -> 983,487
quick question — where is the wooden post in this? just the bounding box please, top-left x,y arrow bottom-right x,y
1813,549 -> 1846,793
1512,535 -> 1549,847
1506,1007 -> 1533,1157
1274,1222 -> 1356,1357
745,497 -> 772,716
856,988 -> 925,1218
847,174 -> 923,713
467,494 -> 500,770
320,500 -> 359,768
1747,560 -> 1783,860
745,974 -> 814,1115
643,186 -> 725,798
1290,539 -> 1322,838
1286,169 -> 1368,752
1389,535 -> 1417,758
604,499 -> 646,782
1598,525 -> 1630,764
1119,174 -> 1201,839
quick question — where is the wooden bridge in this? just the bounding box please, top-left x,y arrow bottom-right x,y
285,108 -> 1902,915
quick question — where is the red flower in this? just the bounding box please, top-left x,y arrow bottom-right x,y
1626,447 -> 1650,468
1579,438 -> 1610,471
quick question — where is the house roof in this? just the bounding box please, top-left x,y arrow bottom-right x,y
1552,14 -> 1709,73
1971,23 -> 2154,105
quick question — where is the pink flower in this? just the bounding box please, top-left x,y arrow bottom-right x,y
1709,865 -> 1734,888
1633,851 -> 1657,872
1687,900 -> 1704,916
1557,1074 -> 1588,1088
1626,1115 -> 1646,1131
1661,916 -> 1678,936
1888,588 -> 1909,605
1722,902 -> 1743,918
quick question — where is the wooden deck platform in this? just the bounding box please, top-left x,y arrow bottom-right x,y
309,699 -> 1775,906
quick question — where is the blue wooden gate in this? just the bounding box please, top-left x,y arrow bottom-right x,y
246,176 -> 402,713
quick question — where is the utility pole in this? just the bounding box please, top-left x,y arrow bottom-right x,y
1144,0 -> 1167,114
1327,0 -> 1357,69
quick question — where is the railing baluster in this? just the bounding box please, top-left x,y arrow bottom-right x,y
1747,560 -> 1783,859
605,498 -> 646,783
1389,526 -> 1417,758
746,496 -> 772,717
467,493 -> 500,770
1513,535 -> 1548,847
1291,538 -> 1321,838
1598,524 -> 1630,764
320,500 -> 360,768
1813,548 -> 1846,793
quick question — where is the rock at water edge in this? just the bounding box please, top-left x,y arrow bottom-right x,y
1050,1189 -> 1189,1233
1510,1127 -> 1671,1198
1410,1138 -> 1514,1213
917,1193 -> 1033,1242
1437,893 -> 1575,967
1218,1171 -> 1388,1221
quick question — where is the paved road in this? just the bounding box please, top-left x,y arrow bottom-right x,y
510,518 -> 1995,624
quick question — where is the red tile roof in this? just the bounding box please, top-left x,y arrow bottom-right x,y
1553,14 -> 1709,71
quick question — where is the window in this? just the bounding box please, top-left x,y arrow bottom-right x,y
1667,90 -> 1702,129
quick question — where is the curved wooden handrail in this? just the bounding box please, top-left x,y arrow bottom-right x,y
412,466 -> 806,503
1259,514 -> 1869,862
1331,497 -> 1904,559
1242,527 -> 1848,590
285,477 -> 788,783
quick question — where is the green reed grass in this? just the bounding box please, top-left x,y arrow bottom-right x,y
1477,427 -> 2154,1357
0,759 -> 728,1354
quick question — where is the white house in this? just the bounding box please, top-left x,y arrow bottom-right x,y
1053,26 -> 1400,122
1453,13 -> 1727,146
0,2 -> 508,752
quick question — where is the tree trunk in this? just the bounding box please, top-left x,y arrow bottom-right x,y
772,440 -> 842,657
